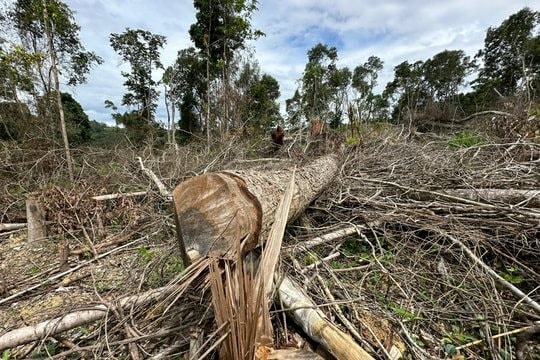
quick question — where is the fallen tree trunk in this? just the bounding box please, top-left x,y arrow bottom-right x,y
173,155 -> 376,359
442,189 -> 540,208
172,154 -> 340,263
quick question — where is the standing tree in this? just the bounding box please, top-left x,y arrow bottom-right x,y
163,47 -> 207,143
351,56 -> 384,123
8,0 -> 102,181
189,0 -> 263,136
290,43 -> 351,128
423,50 -> 474,102
473,7 -> 540,103
109,28 -> 166,144
384,60 -> 427,124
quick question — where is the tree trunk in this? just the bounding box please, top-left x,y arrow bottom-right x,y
42,0 -> 74,182
26,193 -> 46,243
172,154 -> 340,264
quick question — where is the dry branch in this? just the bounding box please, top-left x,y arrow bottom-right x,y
0,285 -> 175,351
136,156 -> 172,198
91,191 -> 148,201
455,110 -> 517,124
284,223 -> 381,254
0,223 -> 26,231
439,231 -> 540,315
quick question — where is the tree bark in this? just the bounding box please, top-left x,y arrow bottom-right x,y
277,275 -> 374,360
26,193 -> 46,243
42,0 -> 74,182
172,154 -> 340,264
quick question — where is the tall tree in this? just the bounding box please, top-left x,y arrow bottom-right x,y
384,60 -> 427,123
189,0 -> 263,135
474,7 -> 540,101
351,56 -> 384,122
423,50 -> 474,102
110,29 -> 166,123
163,47 -> 207,143
290,43 -> 351,128
8,0 -> 102,181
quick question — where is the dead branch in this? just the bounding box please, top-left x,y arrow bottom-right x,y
455,110 -> 517,124
136,156 -> 172,199
91,191 -> 148,201
0,285 -> 176,351
438,231 -> 540,315
0,223 -> 26,231
0,234 -> 151,306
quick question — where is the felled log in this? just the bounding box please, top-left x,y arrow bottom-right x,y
172,154 -> 340,264
443,189 -> 540,208
278,275 -> 374,360
173,155 -> 376,359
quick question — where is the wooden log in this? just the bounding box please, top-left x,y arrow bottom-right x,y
0,223 -> 27,232
443,189 -> 540,208
26,193 -> 46,243
172,154 -> 340,264
277,275 -> 374,360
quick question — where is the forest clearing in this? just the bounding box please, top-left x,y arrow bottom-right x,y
1,0 -> 539,359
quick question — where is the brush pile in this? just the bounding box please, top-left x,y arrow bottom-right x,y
0,129 -> 538,359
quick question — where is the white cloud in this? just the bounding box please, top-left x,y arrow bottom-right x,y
63,0 -> 537,123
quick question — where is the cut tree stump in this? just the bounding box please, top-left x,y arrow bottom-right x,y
26,193 -> 46,243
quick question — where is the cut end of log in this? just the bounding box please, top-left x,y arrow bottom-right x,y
172,172 -> 263,261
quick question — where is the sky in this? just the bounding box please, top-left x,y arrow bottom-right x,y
63,0 -> 537,126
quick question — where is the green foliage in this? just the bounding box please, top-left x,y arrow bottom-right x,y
302,252 -> 318,266
31,340 -> 57,357
2,350 -> 10,360
0,101 -> 31,140
500,266 -> 524,284
448,131 -> 484,148
346,135 -> 360,146
9,0 -> 102,86
110,28 -> 166,121
351,56 -> 385,123
443,324 -> 477,348
423,50 -> 475,101
138,246 -> 155,262
163,47 -> 207,140
390,304 -> 420,321
0,45 -> 41,100
287,43 -> 351,128
474,7 -> 540,101
61,93 -> 91,144
189,0 -> 263,75
87,120 -> 126,148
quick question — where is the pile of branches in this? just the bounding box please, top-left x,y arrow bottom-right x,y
283,133 -> 539,359
1,130 -> 538,359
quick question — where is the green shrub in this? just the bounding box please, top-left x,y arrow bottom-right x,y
448,131 -> 484,148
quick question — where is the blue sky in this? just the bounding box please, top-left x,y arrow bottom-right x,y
61,0 -> 537,125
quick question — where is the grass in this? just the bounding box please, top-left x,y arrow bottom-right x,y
448,131 -> 484,148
